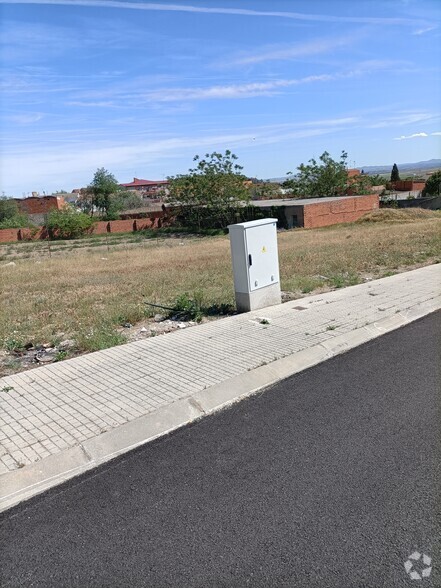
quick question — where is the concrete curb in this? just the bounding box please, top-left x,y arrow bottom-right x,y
0,297 -> 439,513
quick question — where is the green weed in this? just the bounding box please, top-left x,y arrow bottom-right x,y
4,337 -> 24,353
77,327 -> 126,352
172,291 -> 204,322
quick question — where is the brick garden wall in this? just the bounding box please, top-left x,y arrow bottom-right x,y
302,194 -> 379,228
0,229 -> 20,243
392,181 -> 425,192
89,216 -> 164,235
0,213 -> 167,243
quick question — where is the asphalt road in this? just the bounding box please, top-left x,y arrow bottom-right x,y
1,311 -> 440,587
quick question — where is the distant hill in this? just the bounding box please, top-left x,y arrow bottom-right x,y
360,159 -> 441,175
268,159 -> 441,182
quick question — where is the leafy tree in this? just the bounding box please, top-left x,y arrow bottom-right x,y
368,174 -> 387,185
87,168 -> 120,217
346,173 -> 375,195
76,189 -> 94,215
107,190 -> 143,218
166,150 -> 251,229
390,163 -> 400,182
283,151 -> 349,197
422,170 -> 441,196
0,214 -> 32,229
0,197 -> 32,228
46,206 -> 94,239
251,182 -> 281,200
0,197 -> 19,222
83,169 -> 143,219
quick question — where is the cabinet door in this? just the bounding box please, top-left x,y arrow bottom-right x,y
246,222 -> 279,291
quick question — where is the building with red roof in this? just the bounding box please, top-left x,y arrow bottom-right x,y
120,178 -> 169,196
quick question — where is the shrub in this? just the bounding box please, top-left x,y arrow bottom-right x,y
422,170 -> 441,197
0,213 -> 34,229
46,206 -> 94,239
0,197 -> 35,228
0,197 -> 19,222
171,292 -> 204,322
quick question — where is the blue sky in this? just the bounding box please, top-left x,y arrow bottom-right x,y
0,0 -> 440,196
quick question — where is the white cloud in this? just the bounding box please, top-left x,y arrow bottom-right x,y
0,48 -> 414,107
431,131 -> 441,136
143,76 -> 335,102
230,35 -> 357,66
369,112 -> 436,129
141,60 -> 412,103
6,113 -> 44,124
393,132 -> 429,140
0,0 -> 433,28
412,26 -> 437,35
66,101 -> 117,107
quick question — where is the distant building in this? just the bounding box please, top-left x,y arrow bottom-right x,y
55,192 -> 79,205
15,195 -> 67,224
119,178 -> 169,197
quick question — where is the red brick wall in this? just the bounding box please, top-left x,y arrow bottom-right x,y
0,214 -> 167,243
392,181 -> 425,191
18,227 -> 47,240
0,229 -> 20,243
88,218 -> 160,234
302,195 -> 379,228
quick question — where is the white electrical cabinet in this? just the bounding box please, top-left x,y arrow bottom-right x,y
228,218 -> 281,312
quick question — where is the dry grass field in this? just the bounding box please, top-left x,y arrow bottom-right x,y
1,209 -> 440,374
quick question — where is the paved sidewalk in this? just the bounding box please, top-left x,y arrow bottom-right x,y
0,264 -> 440,508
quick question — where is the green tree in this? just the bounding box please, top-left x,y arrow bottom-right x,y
283,151 -> 349,197
368,174 -> 387,185
251,182 -> 280,200
0,197 -> 32,228
0,197 -> 19,222
87,168 -> 120,217
166,150 -> 251,229
46,206 -> 94,239
422,170 -> 441,196
347,173 -> 376,195
390,163 -> 400,182
77,189 -> 94,215
107,190 -> 143,218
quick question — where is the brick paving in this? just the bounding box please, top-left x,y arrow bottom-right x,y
0,264 -> 440,473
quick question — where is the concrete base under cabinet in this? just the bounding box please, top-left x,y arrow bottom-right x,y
235,282 -> 281,312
